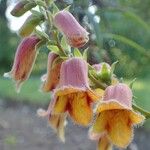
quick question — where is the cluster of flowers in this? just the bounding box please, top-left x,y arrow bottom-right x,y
5,1 -> 146,150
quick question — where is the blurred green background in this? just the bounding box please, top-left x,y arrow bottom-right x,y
0,0 -> 150,127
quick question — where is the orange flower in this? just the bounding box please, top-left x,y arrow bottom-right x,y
89,83 -> 145,149
51,58 -> 100,126
4,35 -> 40,92
41,52 -> 62,92
39,58 -> 99,131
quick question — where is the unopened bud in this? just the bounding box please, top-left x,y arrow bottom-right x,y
54,10 -> 89,48
11,0 -> 36,17
4,35 -> 41,92
19,14 -> 45,37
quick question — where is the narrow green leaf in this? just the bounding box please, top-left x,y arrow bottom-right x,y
61,36 -> 71,52
73,48 -> 82,57
30,10 -> 42,17
52,2 -> 59,14
110,61 -> 118,76
47,45 -> 59,54
35,0 -> 46,7
64,5 -> 71,11
83,48 -> 88,61
35,29 -> 49,40
129,78 -> 137,89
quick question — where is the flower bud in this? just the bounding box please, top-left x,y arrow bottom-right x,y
19,14 -> 45,37
54,10 -> 89,48
11,0 -> 36,17
41,52 -> 62,92
4,36 -> 41,92
93,63 -> 111,73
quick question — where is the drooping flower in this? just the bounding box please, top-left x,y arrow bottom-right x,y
44,58 -> 99,127
41,52 -> 62,92
54,10 -> 89,48
4,35 -> 41,92
89,83 -> 145,149
11,0 -> 36,17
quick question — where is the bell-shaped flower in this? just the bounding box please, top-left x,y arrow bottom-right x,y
41,52 -> 62,92
49,58 -> 99,126
89,83 -> 144,149
54,10 -> 89,48
4,35 -> 40,92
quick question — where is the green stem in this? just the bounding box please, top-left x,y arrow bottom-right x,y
133,104 -> 150,119
44,0 -> 52,28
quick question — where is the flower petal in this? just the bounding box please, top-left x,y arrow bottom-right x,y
53,95 -> 68,114
69,92 -> 92,126
129,111 -> 145,125
91,112 -> 108,134
96,100 -> 130,113
49,114 -> 67,142
98,135 -> 112,150
107,110 -> 133,148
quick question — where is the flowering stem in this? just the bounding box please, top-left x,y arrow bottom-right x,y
133,104 -> 150,119
44,0 -> 52,28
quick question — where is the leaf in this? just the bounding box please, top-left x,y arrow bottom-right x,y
129,78 -> 137,89
52,2 -> 59,14
35,29 -> 49,40
60,56 -> 68,60
47,45 -> 59,54
64,5 -> 71,11
35,0 -> 46,7
61,36 -> 71,53
83,48 -> 88,61
30,10 -> 42,17
73,48 -> 82,57
110,61 -> 118,76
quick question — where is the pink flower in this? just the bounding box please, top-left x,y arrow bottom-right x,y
41,52 -> 62,92
54,10 -> 89,48
4,35 -> 40,92
89,83 -> 145,149
39,58 -> 99,131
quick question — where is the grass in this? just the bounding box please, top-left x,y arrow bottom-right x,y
0,77 -> 150,127
0,77 -> 50,106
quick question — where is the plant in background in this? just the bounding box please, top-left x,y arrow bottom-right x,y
4,0 -> 150,150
